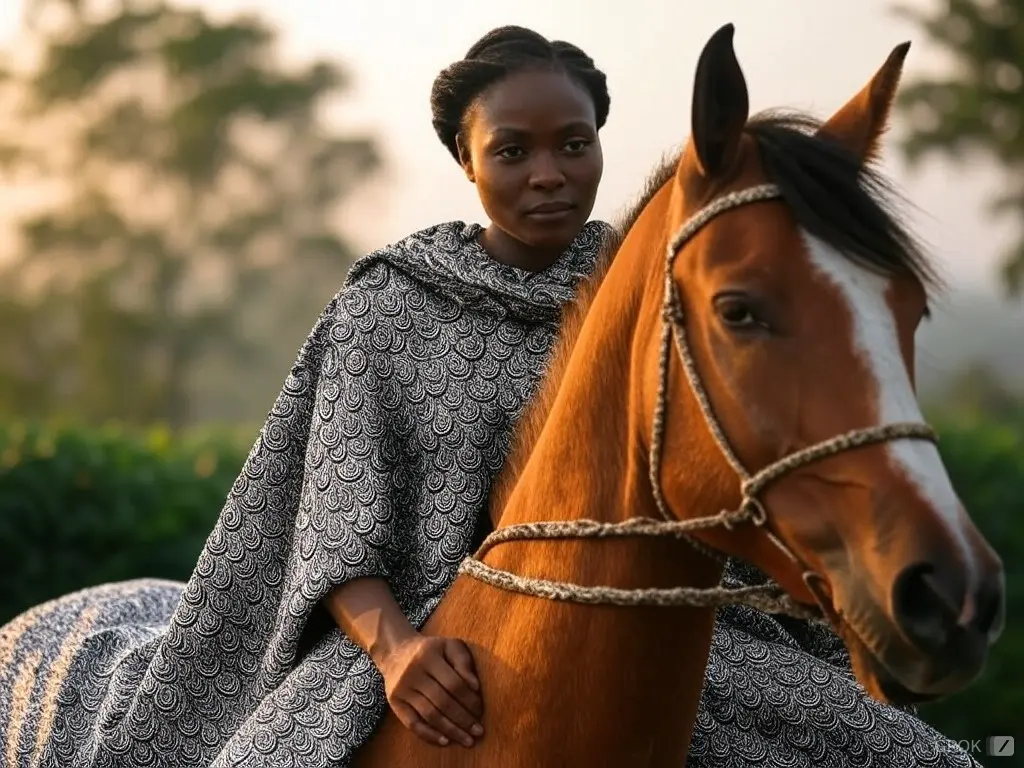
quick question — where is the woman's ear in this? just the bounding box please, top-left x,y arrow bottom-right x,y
456,134 -> 475,183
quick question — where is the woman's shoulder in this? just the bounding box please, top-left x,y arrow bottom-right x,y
328,221 -> 467,294
354,220 -> 477,269
316,221 -> 473,319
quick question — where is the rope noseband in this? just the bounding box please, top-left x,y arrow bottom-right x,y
458,184 -> 938,621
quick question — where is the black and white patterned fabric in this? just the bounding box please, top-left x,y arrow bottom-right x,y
0,221 -> 979,767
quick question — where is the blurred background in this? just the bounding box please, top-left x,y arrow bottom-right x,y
0,0 -> 1020,746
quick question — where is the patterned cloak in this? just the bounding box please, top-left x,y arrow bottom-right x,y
0,221 -> 979,767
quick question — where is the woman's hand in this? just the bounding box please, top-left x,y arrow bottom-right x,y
377,634 -> 484,748
321,578 -> 484,747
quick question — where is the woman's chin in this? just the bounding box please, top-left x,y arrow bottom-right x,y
517,215 -> 586,251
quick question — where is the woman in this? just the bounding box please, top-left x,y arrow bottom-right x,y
320,24 -> 609,751
0,25 -> 978,768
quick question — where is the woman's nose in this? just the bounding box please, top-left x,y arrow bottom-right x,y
528,154 -> 566,190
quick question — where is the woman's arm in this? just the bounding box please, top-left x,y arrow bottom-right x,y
324,578 -> 485,748
323,577 -> 418,663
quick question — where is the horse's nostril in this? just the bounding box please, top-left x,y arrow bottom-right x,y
965,574 -> 1005,640
891,562 -> 957,652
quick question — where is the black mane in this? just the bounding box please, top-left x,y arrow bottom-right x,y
606,109 -> 938,291
746,110 -> 936,289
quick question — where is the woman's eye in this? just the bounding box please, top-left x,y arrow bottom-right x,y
564,139 -> 589,153
496,146 -> 524,159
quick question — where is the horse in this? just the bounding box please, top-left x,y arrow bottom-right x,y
352,23 -> 1005,767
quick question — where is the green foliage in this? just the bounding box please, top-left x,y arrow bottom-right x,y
892,0 -> 1024,298
0,412 -> 1020,741
0,420 -> 252,621
916,407 -> 1024,740
0,0 -> 379,427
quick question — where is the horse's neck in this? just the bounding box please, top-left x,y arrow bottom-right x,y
474,200 -> 728,759
490,229 -> 725,613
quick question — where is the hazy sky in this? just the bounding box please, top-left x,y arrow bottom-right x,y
0,0 -> 1013,295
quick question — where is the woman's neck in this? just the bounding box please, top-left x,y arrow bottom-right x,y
478,225 -> 563,273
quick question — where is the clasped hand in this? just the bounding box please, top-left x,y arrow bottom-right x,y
377,635 -> 485,748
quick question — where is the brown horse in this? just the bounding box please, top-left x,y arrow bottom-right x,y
354,24 -> 1005,767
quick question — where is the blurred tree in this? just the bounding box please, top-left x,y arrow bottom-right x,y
0,0 -> 379,426
891,0 -> 1024,299
931,360 -> 1021,418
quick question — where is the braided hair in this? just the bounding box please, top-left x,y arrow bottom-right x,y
430,26 -> 610,163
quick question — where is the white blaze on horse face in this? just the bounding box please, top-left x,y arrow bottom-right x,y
800,232 -> 976,570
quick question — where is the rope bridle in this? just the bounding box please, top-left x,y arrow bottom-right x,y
458,183 -> 938,622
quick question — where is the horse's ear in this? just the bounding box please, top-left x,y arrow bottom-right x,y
817,42 -> 911,162
688,23 -> 749,180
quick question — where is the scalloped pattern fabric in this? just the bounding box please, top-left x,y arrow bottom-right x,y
0,221 -> 978,767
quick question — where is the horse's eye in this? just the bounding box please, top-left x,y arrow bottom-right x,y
713,294 -> 769,332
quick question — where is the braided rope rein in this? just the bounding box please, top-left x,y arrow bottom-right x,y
458,184 -> 938,622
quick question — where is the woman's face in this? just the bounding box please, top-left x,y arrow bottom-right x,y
458,68 -> 604,257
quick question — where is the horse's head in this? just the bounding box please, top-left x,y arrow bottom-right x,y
644,24 -> 1005,705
